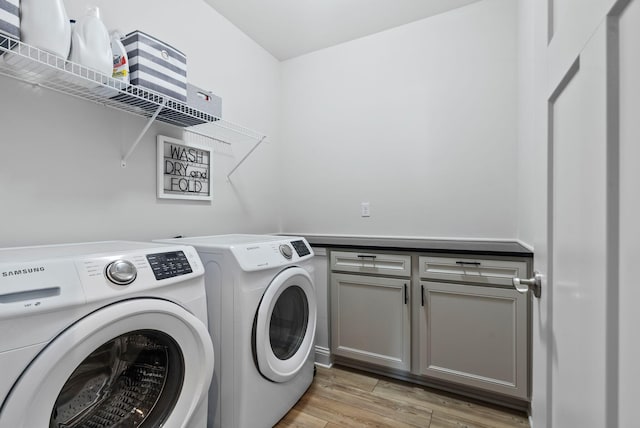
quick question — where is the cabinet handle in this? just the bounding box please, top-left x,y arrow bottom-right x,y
421,285 -> 425,307
455,261 -> 481,266
357,255 -> 377,259
404,283 -> 408,305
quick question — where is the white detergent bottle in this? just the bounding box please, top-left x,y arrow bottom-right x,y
110,31 -> 130,83
20,0 -> 71,58
69,6 -> 113,75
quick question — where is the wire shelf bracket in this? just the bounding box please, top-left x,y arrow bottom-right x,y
226,135 -> 267,181
121,98 -> 167,168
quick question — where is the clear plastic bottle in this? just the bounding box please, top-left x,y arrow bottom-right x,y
20,0 -> 71,58
69,6 -> 113,75
110,31 -> 130,83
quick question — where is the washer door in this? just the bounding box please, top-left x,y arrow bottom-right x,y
255,267 -> 317,383
0,299 -> 214,428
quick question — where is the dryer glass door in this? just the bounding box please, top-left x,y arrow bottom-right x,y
270,285 -> 309,360
255,267 -> 317,383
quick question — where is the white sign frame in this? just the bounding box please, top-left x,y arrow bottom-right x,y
157,135 -> 213,201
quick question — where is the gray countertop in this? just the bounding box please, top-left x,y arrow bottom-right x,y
289,234 -> 533,257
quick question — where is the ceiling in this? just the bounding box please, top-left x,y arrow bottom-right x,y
203,0 -> 482,61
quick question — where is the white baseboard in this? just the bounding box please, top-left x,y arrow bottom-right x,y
314,346 -> 332,368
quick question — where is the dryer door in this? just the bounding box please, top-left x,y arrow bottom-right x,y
255,267 -> 317,383
0,299 -> 214,428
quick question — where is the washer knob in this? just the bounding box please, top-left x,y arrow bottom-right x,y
279,244 -> 293,259
105,260 -> 137,286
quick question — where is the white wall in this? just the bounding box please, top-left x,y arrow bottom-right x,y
2,0 -> 520,248
516,0 -> 539,248
278,0 -> 519,240
0,0 -> 281,247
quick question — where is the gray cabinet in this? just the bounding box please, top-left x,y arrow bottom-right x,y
330,252 -> 411,371
418,255 -> 529,399
329,249 -> 530,402
419,280 -> 528,399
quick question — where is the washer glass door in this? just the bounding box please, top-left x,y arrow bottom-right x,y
255,267 -> 317,383
50,330 -> 183,427
0,299 -> 213,428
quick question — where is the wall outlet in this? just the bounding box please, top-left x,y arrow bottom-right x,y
361,202 -> 370,217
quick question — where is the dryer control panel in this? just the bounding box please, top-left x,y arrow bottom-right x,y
291,240 -> 311,257
230,237 -> 314,272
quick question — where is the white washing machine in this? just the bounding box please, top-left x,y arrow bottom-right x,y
155,234 -> 317,428
0,241 -> 214,428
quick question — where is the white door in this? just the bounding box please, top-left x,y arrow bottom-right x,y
0,299 -> 214,428
522,0 -> 640,426
547,31 -> 608,426
254,267 -> 317,383
540,1 -> 637,426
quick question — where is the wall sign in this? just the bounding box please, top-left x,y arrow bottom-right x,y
157,135 -> 212,201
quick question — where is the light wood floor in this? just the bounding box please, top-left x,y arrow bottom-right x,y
274,366 -> 530,428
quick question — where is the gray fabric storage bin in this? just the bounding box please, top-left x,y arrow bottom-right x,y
122,30 -> 187,102
0,0 -> 20,40
187,84 -> 222,118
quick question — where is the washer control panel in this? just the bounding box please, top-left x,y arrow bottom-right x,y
105,259 -> 137,285
146,251 -> 193,281
0,242 -> 204,323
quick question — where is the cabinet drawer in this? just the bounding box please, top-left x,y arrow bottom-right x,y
331,251 -> 411,277
419,256 -> 527,286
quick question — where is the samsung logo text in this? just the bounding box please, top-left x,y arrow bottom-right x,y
2,267 -> 46,277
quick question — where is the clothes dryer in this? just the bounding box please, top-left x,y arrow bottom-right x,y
155,234 -> 316,428
0,241 -> 214,428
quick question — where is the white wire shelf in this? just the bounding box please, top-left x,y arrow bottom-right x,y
0,34 -> 267,172
0,35 -> 221,127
